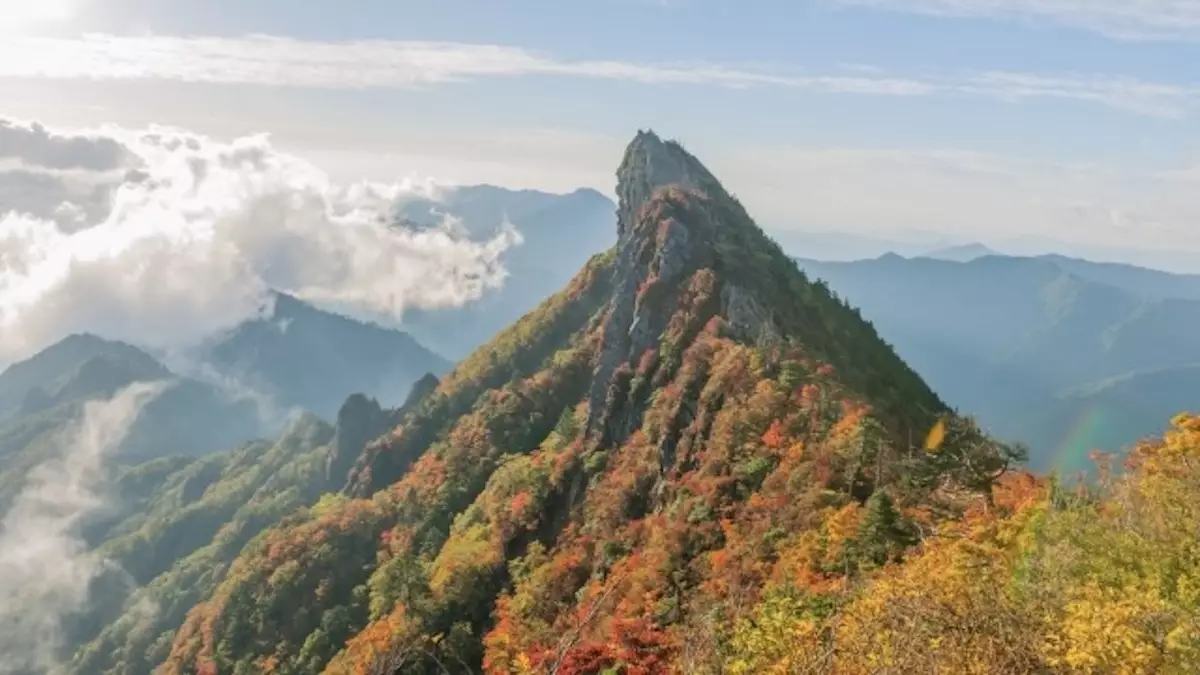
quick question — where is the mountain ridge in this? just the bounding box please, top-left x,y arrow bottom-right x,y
148,130 -> 1015,674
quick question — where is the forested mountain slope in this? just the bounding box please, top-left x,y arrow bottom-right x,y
62,383 -> 438,675
0,326 -> 446,673
146,130 -> 1019,674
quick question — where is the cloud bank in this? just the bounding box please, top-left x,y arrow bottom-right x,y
0,381 -> 165,674
830,0 -> 1200,42
2,34 -> 1198,117
0,118 -> 519,366
0,118 -> 135,172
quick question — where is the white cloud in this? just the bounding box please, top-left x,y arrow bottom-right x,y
0,381 -> 165,673
2,34 -> 1198,117
0,167 -> 117,229
0,34 -> 935,96
0,0 -> 79,35
0,118 -> 519,366
960,71 -> 1200,118
829,0 -> 1200,41
0,118 -> 134,171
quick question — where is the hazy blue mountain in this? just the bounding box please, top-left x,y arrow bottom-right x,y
395,184 -> 617,357
197,292 -> 451,419
397,184 -> 616,269
0,334 -> 260,457
995,235 -> 1200,275
767,228 -> 957,262
0,333 -> 167,422
1033,254 -> 1200,301
922,242 -> 998,262
0,293 -> 448,508
795,253 -> 1200,473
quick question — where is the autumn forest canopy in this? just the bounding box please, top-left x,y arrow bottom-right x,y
4,130 -> 1200,675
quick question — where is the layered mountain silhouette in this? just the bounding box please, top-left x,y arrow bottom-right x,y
0,294 -> 449,514
396,185 -> 617,358
922,242 -> 998,262
42,130 -> 1016,675
0,334 -> 262,511
195,291 -> 451,420
796,252 -> 1200,472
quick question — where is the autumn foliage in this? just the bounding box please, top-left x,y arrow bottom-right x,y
121,133 -> 1200,675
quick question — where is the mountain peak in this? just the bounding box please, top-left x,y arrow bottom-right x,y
615,129 -> 721,239
154,128 -> 1018,675
580,130 -> 946,448
0,332 -> 168,417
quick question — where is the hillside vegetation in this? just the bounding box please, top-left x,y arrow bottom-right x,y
6,130 -> 1198,674
143,131 -> 1022,674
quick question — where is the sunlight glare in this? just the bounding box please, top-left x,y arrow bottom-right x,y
0,0 -> 75,35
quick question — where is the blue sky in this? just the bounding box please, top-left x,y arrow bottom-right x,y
3,0 -> 1200,256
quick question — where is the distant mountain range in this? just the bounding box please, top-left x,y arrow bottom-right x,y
765,230 -> 1200,274
0,293 -> 449,511
193,291 -> 450,421
764,229 -> 955,262
395,184 -> 617,358
923,242 -> 999,262
0,333 -> 258,513
796,252 -> 1200,472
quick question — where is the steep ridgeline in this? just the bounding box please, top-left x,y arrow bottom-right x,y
157,131 -> 1020,674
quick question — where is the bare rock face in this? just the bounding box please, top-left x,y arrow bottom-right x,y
325,393 -> 390,487
721,283 -> 781,347
615,130 -> 719,241
325,373 -> 437,489
585,130 -> 780,448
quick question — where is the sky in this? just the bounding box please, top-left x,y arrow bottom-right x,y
3,1 -> 1199,245
1,0 -> 1200,346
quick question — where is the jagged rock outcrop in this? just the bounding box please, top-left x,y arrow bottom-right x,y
328,373 -> 439,488
615,130 -> 720,240
325,393 -> 390,486
400,372 -> 440,410
586,131 -> 786,447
